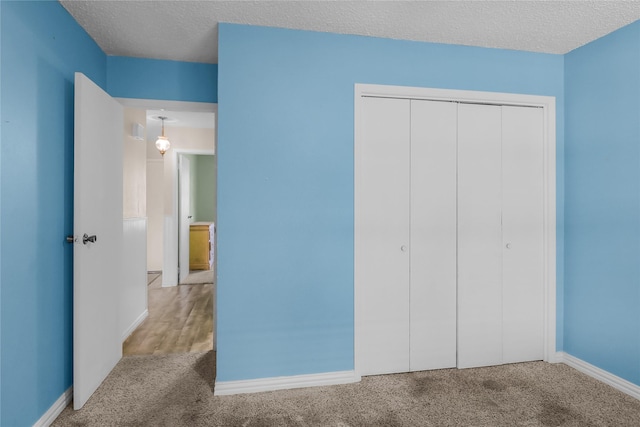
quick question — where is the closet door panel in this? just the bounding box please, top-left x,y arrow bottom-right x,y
356,97 -> 411,375
457,103 -> 503,369
501,106 -> 545,363
410,100 -> 457,371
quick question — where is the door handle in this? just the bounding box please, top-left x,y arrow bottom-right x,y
83,233 -> 97,245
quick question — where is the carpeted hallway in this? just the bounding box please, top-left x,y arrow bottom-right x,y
53,353 -> 640,426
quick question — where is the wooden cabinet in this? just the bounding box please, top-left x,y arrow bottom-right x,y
189,222 -> 214,271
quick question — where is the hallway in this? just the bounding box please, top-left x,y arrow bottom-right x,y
123,273 -> 214,355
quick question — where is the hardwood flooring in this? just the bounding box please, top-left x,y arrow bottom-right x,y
123,273 -> 213,355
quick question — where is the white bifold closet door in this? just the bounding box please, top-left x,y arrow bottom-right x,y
357,97 -> 411,375
409,100 -> 457,371
457,104 -> 544,369
357,96 -> 543,376
357,97 -> 457,375
457,104 -> 504,368
501,105 -> 544,364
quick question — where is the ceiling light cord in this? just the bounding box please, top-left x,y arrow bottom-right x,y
155,116 -> 171,156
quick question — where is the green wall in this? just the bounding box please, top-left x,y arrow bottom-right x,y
193,154 -> 216,222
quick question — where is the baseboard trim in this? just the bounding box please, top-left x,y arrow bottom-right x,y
33,386 -> 72,427
547,351 -> 564,364
214,370 -> 360,396
557,352 -> 640,401
121,309 -> 148,342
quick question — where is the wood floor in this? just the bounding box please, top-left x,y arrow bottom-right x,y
123,273 -> 214,355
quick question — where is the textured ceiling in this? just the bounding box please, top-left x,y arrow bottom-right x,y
60,1 -> 640,64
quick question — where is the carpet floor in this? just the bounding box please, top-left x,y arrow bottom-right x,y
53,352 -> 640,426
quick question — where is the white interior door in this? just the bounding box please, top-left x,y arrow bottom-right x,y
409,100 -> 457,371
501,106 -> 544,363
179,154 -> 191,282
356,97 -> 411,375
73,72 -> 123,409
457,103 -> 503,369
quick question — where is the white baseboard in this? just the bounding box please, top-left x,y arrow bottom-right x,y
121,309 -> 148,342
214,370 -> 360,396
547,351 -> 565,364
33,387 -> 73,427
557,352 -> 640,400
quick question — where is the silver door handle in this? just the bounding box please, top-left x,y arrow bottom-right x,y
401,245 -> 407,252
83,233 -> 97,245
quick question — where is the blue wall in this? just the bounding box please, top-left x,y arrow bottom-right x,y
0,2 -> 107,425
107,56 -> 217,103
2,3 -> 638,424
0,1 -> 4,422
216,23 -> 565,382
0,3 -> 217,425
564,22 -> 640,386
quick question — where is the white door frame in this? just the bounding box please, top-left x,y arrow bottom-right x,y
178,153 -> 192,283
354,83 -> 557,376
165,148 -> 215,286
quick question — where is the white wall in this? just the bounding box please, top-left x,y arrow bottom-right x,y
123,108 -> 147,218
121,218 -> 148,340
121,108 -> 148,339
146,159 -> 164,271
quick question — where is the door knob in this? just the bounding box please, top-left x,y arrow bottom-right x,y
66,235 -> 75,243
505,243 -> 511,249
83,233 -> 97,245
401,245 -> 407,252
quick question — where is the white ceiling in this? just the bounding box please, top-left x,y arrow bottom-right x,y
145,110 -> 216,144
118,98 -> 216,143
147,109 -> 215,129
60,1 -> 640,64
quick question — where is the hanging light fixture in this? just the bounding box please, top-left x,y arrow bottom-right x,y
155,116 -> 171,156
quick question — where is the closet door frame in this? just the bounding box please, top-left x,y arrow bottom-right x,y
354,84 -> 557,377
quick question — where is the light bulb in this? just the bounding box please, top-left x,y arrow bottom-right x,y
156,136 -> 170,156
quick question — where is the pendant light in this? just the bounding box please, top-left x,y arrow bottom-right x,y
155,116 -> 171,156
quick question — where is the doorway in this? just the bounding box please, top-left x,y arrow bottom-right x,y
119,99 -> 217,356
141,107 -> 218,287
177,153 -> 217,286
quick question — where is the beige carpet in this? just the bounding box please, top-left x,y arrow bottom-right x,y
180,270 -> 214,285
53,352 -> 640,426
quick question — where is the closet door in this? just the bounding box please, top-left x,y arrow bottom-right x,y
356,97 -> 411,375
410,100 -> 457,371
457,103 -> 503,369
501,106 -> 544,363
